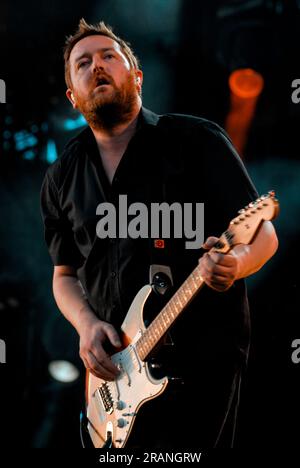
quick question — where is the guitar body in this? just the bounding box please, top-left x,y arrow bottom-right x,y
86,285 -> 168,448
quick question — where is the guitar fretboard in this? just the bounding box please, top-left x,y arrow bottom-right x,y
135,264 -> 205,361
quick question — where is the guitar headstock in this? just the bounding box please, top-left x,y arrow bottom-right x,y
215,191 -> 279,252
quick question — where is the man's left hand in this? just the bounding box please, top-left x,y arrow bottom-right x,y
198,236 -> 240,292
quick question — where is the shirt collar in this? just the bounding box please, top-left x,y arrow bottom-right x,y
137,107 -> 160,129
78,106 -> 160,148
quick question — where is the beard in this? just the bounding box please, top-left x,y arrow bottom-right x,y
73,71 -> 138,131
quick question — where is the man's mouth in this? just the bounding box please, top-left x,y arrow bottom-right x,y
95,77 -> 111,88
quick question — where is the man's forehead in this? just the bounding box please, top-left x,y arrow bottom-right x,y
70,35 -> 122,61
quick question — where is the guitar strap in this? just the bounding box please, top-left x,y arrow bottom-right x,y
147,180 -> 176,350
147,180 -> 174,294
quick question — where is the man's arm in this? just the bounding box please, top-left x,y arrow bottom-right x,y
199,220 -> 278,291
53,266 -> 121,380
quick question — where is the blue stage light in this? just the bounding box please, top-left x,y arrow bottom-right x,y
46,139 -> 58,164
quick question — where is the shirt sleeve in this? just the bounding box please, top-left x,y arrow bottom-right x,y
40,171 -> 83,268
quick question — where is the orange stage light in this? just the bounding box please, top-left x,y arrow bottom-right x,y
229,68 -> 264,99
225,68 -> 264,157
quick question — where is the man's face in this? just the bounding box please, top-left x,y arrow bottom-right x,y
66,35 -> 142,128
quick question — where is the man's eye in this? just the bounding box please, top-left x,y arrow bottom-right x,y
104,54 -> 114,60
78,61 -> 89,69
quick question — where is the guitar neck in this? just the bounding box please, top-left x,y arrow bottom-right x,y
134,191 -> 279,361
135,264 -> 206,361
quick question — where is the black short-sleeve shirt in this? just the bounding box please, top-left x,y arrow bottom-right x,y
40,107 -> 258,371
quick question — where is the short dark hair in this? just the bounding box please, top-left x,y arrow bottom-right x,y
64,18 -> 140,89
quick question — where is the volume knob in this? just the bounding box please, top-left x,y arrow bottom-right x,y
116,400 -> 126,410
117,418 -> 127,428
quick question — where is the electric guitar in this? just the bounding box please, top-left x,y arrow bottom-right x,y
85,191 -> 279,448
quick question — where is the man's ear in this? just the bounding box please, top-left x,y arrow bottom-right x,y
135,70 -> 143,90
66,88 -> 77,109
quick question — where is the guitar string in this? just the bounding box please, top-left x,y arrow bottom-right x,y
112,272 -> 204,367
104,195 -> 276,390
109,195 -> 273,370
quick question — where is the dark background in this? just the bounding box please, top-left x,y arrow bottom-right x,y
0,0 -> 299,448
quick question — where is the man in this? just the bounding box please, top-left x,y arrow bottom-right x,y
40,19 -> 278,448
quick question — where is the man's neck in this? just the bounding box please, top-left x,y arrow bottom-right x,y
91,101 -> 142,156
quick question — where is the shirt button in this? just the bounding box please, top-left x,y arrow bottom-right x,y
111,271 -> 116,278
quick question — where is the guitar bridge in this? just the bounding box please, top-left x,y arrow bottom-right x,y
96,383 -> 114,414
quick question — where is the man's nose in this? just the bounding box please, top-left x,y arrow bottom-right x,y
92,56 -> 105,73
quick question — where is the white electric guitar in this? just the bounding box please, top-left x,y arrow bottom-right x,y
85,191 -> 279,448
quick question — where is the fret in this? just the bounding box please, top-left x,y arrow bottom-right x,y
146,332 -> 155,344
188,276 -> 197,291
138,345 -> 146,360
155,317 -> 164,334
136,339 -> 142,351
139,345 -> 147,358
194,266 -> 204,282
145,328 -> 159,349
185,283 -> 192,297
155,319 -> 164,334
142,338 -> 151,350
164,303 -> 173,320
157,319 -> 165,337
148,325 -> 159,341
154,329 -> 163,344
173,295 -> 182,310
159,309 -> 169,329
185,278 -> 197,297
161,311 -> 170,327
168,301 -> 177,317
181,292 -> 187,305
137,341 -> 148,359
170,301 -> 178,314
190,272 -> 199,289
142,337 -> 148,349
182,283 -> 192,297
178,288 -> 187,304
141,338 -> 150,349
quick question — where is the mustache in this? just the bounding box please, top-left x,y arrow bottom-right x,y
93,72 -> 114,88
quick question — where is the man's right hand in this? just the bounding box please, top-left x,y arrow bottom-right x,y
78,313 -> 122,381
52,265 -> 122,381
